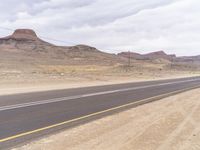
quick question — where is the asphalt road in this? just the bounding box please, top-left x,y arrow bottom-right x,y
0,76 -> 200,149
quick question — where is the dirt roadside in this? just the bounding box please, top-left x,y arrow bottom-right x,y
0,73 -> 198,96
13,88 -> 200,150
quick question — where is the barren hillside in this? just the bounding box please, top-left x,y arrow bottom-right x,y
0,29 -> 122,66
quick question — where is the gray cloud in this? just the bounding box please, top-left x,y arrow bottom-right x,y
0,0 -> 200,56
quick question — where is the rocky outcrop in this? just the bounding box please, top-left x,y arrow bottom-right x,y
0,29 -> 121,65
0,29 -> 39,41
118,51 -> 176,61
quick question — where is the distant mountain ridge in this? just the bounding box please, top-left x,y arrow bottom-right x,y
0,29 -> 121,65
118,51 -> 176,61
0,29 -> 103,52
0,29 -> 199,65
176,55 -> 200,63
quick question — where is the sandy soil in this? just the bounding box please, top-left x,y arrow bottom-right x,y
0,72 -> 199,96
0,57 -> 199,96
13,88 -> 200,150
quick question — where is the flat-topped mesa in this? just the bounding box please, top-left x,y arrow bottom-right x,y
10,29 -> 38,40
145,51 -> 167,56
118,50 -> 177,61
118,52 -> 144,60
0,29 -> 55,51
144,51 -> 172,60
67,44 -> 100,53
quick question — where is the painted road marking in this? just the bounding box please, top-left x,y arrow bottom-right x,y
0,78 -> 200,112
0,84 -> 199,143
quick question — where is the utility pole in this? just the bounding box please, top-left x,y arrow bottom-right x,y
128,51 -> 131,68
125,51 -> 131,72
170,57 -> 173,70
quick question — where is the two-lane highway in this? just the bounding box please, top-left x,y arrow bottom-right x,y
0,76 -> 200,149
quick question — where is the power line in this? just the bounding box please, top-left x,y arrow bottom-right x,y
39,36 -> 76,45
0,26 -> 77,45
0,26 -> 13,31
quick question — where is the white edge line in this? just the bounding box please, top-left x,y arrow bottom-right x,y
0,78 -> 200,111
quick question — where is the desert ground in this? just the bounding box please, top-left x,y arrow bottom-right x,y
13,88 -> 200,150
0,62 -> 199,95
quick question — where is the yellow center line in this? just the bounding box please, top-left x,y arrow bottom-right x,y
0,85 -> 199,143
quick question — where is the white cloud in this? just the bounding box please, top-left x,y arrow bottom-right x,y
0,0 -> 200,56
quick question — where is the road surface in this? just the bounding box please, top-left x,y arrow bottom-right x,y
0,76 -> 200,149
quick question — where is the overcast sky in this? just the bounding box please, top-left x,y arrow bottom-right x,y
0,0 -> 200,56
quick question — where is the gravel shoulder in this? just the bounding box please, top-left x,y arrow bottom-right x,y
0,73 -> 198,96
